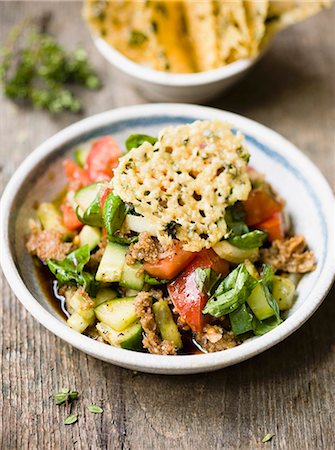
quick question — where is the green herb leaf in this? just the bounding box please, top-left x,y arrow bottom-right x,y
47,246 -> 97,295
225,203 -> 248,237
229,304 -> 254,335
64,413 -> 78,425
262,433 -> 275,443
128,30 -> 148,46
53,389 -> 79,405
195,268 -> 221,295
228,230 -> 267,249
125,134 -> 158,151
87,404 -> 103,414
203,264 -> 257,317
164,221 -> 181,239
0,22 -> 101,114
103,193 -> 137,244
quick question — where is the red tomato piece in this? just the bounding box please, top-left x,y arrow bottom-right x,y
60,202 -> 83,231
63,159 -> 91,191
243,188 -> 283,226
167,249 -> 229,333
85,136 -> 122,182
144,244 -> 196,280
256,211 -> 284,242
99,186 -> 113,209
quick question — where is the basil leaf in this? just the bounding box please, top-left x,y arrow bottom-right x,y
203,264 -> 257,317
125,134 -> 157,151
261,263 -> 274,286
225,203 -> 248,237
103,193 -> 137,244
47,245 -> 97,295
64,414 -> 78,425
76,196 -> 104,228
252,314 -> 282,336
195,268 -> 221,295
228,230 -> 267,249
229,304 -> 254,335
261,281 -> 281,321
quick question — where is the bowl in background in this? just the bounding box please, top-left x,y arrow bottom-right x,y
1,103 -> 334,374
93,35 -> 268,102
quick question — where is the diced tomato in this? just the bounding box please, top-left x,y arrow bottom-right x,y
167,249 -> 229,333
243,188 -> 283,226
63,159 -> 91,191
60,202 -> 83,231
99,186 -> 113,209
85,136 -> 122,182
144,244 -> 196,280
255,211 -> 284,242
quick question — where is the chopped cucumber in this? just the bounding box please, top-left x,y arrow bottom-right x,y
213,240 -> 259,264
74,182 -> 102,212
247,283 -> 274,320
94,287 -> 117,307
152,300 -> 182,349
272,276 -> 295,311
120,261 -> 144,290
67,310 -> 95,333
78,225 -> 101,250
36,203 -> 67,233
95,242 -> 127,282
67,290 -> 95,322
124,288 -> 140,297
95,296 -> 138,331
97,321 -> 143,350
74,147 -> 90,168
123,214 -> 158,236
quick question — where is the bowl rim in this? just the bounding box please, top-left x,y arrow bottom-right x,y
93,34 -> 262,87
1,103 -> 334,374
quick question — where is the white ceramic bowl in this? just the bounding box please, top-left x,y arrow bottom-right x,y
93,35 -> 267,102
1,104 -> 334,374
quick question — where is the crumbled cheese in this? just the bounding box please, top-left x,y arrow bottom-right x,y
112,120 -> 251,252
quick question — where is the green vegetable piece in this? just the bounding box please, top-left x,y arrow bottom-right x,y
64,414 -> 78,425
47,245 -> 96,295
125,134 -> 158,151
144,273 -> 169,286
94,287 -> 117,307
228,230 -> 267,249
262,433 -> 275,443
78,225 -> 101,250
247,283 -> 275,321
153,300 -> 182,349
74,147 -> 89,167
95,297 -> 138,331
95,242 -> 127,283
36,202 -> 67,233
53,389 -> 78,405
203,264 -> 258,317
103,193 -> 126,237
272,276 -> 295,311
87,404 -> 103,414
252,314 -> 282,336
96,321 -> 143,350
120,261 -> 144,291
229,304 -> 253,335
225,203 -> 249,237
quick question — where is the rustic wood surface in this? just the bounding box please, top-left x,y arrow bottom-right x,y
0,2 -> 334,449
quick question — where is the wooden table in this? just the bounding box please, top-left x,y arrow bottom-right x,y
1,3 -> 334,449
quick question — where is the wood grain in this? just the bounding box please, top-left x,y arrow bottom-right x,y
0,2 -> 334,449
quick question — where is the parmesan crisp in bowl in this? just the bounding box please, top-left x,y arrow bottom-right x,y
1,104 -> 334,374
83,0 -> 331,102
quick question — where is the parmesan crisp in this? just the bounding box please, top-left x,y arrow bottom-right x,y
112,121 -> 251,252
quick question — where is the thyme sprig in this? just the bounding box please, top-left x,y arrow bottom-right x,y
0,17 -> 101,113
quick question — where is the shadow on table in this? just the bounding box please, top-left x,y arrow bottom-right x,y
200,43 -> 330,118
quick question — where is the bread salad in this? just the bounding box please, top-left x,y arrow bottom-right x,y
84,0 -> 331,73
26,121 -> 315,355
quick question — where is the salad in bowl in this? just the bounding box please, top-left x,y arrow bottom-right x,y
26,120 -> 315,355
